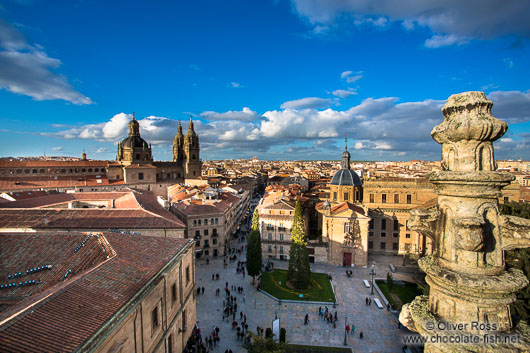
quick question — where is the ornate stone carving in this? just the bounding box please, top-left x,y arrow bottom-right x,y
400,92 -> 530,352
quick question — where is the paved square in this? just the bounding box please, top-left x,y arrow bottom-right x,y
195,238 -> 417,353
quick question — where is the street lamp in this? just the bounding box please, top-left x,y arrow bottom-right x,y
344,315 -> 348,346
370,263 -> 376,295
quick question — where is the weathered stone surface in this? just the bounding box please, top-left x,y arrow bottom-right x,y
401,91 -> 530,352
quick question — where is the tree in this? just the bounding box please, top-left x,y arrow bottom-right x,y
287,199 -> 311,289
247,209 -> 263,284
246,335 -> 286,353
501,201 -> 530,322
279,327 -> 286,343
387,272 -> 393,291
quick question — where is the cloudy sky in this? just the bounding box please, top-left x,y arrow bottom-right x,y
1,0 -> 529,161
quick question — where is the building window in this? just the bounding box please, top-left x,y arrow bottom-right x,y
382,194 -> 387,203
268,245 -> 272,253
406,233 -> 411,239
344,223 -> 351,233
204,229 -> 209,236
185,266 -> 190,284
198,219 -> 201,225
268,233 -> 272,240
394,194 -> 399,203
333,192 -> 337,200
380,242 -> 386,250
32,169 -> 37,173
369,219 -> 374,229
280,246 -> 284,254
381,219 -> 386,230
215,218 -> 219,224
393,233 -> 399,238
211,218 -> 215,224
407,194 -> 412,204
213,238 -> 217,245
368,241 -> 373,249
151,306 -> 159,334
394,219 -> 399,231
195,230 -> 200,238
381,232 -> 386,238
213,228 -> 217,236
138,172 -> 144,180
171,283 -> 177,304
195,240 -> 200,247
393,242 -> 399,250
344,192 -> 349,201
369,231 -> 374,237
204,219 -> 208,225
369,194 -> 374,203
193,220 -> 197,226
280,234 -> 284,241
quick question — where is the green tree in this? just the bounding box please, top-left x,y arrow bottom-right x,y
387,272 -> 393,291
287,199 -> 311,289
247,209 -> 263,284
501,201 -> 530,322
246,335 -> 286,353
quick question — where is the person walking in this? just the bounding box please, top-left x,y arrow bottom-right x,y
360,331 -> 364,339
346,324 -> 350,334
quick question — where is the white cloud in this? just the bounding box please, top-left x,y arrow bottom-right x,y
332,88 -> 357,98
280,97 -> 334,109
341,70 -> 363,83
290,0 -> 530,46
200,107 -> 260,122
0,19 -> 92,104
51,146 -> 63,152
228,82 -> 242,88
45,90 -> 530,160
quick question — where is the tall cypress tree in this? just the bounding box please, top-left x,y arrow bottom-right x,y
247,208 -> 262,284
287,199 -> 311,289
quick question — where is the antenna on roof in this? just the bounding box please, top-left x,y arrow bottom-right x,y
344,135 -> 348,151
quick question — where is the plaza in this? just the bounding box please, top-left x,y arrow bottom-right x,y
194,237 -> 418,353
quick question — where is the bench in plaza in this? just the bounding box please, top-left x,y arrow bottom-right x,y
363,279 -> 370,288
373,297 -> 384,309
389,264 -> 396,273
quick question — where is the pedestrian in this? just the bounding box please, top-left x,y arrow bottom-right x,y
212,274 -> 215,280
351,324 -> 355,335
202,286 -> 205,294
360,331 -> 364,339
197,287 -> 201,295
319,306 -> 322,317
346,324 -> 350,334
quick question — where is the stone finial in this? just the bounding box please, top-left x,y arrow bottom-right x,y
431,91 -> 507,172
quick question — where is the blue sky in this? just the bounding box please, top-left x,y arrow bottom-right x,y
1,0 -> 529,161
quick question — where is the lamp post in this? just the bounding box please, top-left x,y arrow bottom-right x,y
370,263 -> 376,295
344,315 -> 348,346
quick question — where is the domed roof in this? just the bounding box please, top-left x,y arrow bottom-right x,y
330,168 -> 362,186
121,135 -> 149,149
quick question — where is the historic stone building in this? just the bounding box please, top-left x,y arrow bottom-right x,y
0,116 -> 202,198
316,140 -> 370,267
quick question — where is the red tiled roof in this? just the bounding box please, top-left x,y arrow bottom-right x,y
0,193 -> 75,208
0,208 -> 184,230
0,232 -> 191,353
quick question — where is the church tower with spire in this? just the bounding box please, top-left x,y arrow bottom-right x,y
172,121 -> 185,163
183,117 -> 201,178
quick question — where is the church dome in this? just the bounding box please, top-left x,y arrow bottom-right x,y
120,135 -> 149,149
330,168 -> 362,186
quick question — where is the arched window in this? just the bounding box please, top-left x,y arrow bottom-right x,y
344,222 -> 351,233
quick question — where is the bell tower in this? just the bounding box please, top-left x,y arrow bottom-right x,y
173,121 -> 185,162
184,117 -> 201,178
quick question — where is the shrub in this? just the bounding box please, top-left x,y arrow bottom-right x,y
265,327 -> 273,338
280,327 -> 286,343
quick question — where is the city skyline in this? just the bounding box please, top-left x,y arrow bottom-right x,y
1,1 -> 530,161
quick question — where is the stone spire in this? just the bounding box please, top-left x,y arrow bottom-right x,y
400,91 -> 530,352
341,137 -> 351,169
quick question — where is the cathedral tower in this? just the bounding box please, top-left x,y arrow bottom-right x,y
172,121 -> 185,162
183,117 -> 201,178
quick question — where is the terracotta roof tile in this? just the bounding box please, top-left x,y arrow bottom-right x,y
0,232 -> 191,353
